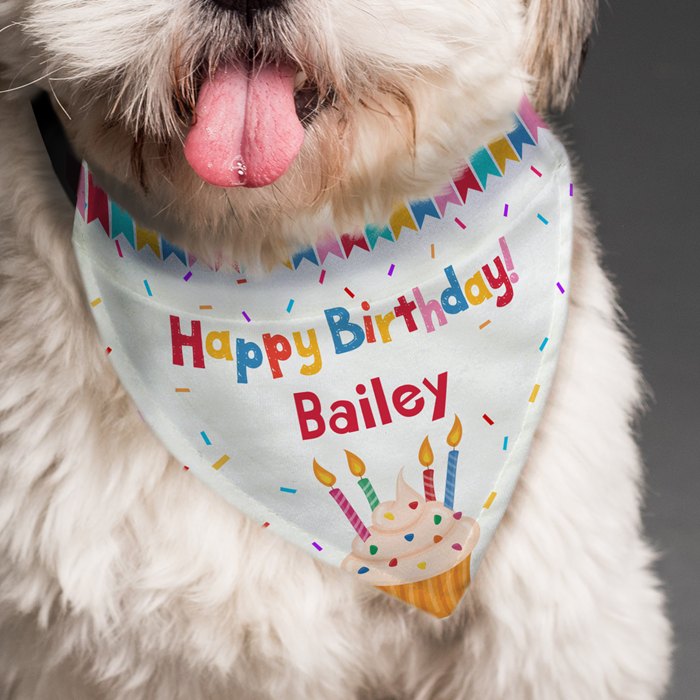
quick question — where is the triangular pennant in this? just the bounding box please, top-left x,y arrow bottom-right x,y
452,167 -> 483,203
86,173 -> 110,236
470,148 -> 501,189
110,201 -> 135,249
75,165 -> 87,221
488,137 -> 520,174
506,115 -> 536,158
292,246 -> 320,269
364,225 -> 395,250
161,237 -> 188,266
136,226 -> 161,258
518,96 -> 548,144
341,231 -> 371,259
389,204 -> 418,239
409,199 -> 441,229
281,258 -> 293,270
434,183 -> 462,216
315,234 -> 345,265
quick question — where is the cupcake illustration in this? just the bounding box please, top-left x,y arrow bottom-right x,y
313,416 -> 480,618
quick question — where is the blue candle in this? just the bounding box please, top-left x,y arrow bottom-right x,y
444,415 -> 462,510
444,449 -> 459,510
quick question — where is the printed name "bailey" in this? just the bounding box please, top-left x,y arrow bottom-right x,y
293,371 -> 448,440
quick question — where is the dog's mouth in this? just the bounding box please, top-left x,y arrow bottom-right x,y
183,60 -> 334,189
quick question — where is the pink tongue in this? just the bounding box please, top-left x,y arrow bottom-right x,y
184,62 -> 304,188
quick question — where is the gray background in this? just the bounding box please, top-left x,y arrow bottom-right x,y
566,2 -> 698,698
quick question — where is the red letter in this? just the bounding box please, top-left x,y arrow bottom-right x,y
392,384 -> 425,417
262,333 -> 292,379
294,392 -> 325,440
170,315 -> 205,368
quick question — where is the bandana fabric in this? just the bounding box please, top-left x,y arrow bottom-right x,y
72,99 -> 572,618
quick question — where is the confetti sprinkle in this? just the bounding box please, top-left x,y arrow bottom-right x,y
358,566 -> 370,574
388,558 -> 398,568
200,430 -> 212,445
286,299 -> 295,313
483,491 -> 497,509
312,541 -> 323,552
90,297 -> 102,308
211,454 -> 230,471
482,413 -> 494,426
430,243 -> 435,259
344,287 -> 355,299
479,320 -> 492,330
369,544 -> 378,555
199,305 -> 213,310
404,533 -> 415,542
539,337 -> 549,352
455,217 -> 466,229
557,282 -> 566,294
503,436 -> 509,451
143,279 -> 153,297
408,501 -> 419,510
262,522 -> 270,528
236,278 -> 247,285
433,535 -> 443,543
452,511 -> 462,520
175,387 -> 191,393
115,240 -> 123,258
503,203 -> 509,217
384,512 -> 395,520
530,166 -> 543,177
537,213 -> 549,225
417,561 -> 427,570
242,311 -> 251,322
387,263 -> 395,277
434,514 -> 442,525
452,543 -> 463,551
318,269 -> 326,284
529,384 -> 541,403
183,271 -> 192,282
105,347 -> 112,355
280,486 -> 297,494
183,466 -> 189,471
569,183 -> 574,197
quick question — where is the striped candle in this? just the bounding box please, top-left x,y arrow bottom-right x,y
418,436 -> 436,501
330,488 -> 371,542
443,416 -> 463,511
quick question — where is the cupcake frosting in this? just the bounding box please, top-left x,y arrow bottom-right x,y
341,470 -> 479,585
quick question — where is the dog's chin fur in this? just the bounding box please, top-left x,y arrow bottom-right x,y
0,0 -> 672,698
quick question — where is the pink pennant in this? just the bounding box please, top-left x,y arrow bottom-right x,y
434,183 -> 462,216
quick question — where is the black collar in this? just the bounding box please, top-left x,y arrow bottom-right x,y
32,91 -> 81,204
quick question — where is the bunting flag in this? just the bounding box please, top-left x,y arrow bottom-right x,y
161,237 -> 188,266
433,183 -> 462,216
409,199 -> 441,229
136,226 -> 161,258
341,231 -> 370,259
453,167 -> 483,203
470,148 -> 501,189
110,201 -> 135,249
292,246 -> 320,269
517,95 -> 547,144
506,115 -> 536,158
488,137 -> 520,174
86,172 -> 109,236
390,204 -> 418,240
79,98 -> 549,273
316,234 -> 345,265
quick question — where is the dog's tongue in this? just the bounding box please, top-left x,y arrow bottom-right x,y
184,62 -> 304,188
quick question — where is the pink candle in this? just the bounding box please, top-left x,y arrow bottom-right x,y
313,458 -> 372,542
330,488 -> 371,541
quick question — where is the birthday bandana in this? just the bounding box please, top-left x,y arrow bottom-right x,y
72,99 -> 572,618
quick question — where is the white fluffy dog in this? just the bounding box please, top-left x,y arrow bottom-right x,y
0,0 -> 672,698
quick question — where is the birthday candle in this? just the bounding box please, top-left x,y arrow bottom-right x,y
419,436 -> 436,501
444,415 -> 462,510
313,459 -> 372,541
345,450 -> 380,510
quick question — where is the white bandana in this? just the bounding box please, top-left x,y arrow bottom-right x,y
72,99 -> 572,618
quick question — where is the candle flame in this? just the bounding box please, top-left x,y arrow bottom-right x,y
313,458 -> 336,487
418,436 -> 434,467
345,450 -> 366,478
446,415 -> 462,448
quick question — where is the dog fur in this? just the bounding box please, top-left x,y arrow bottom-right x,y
0,0 -> 672,698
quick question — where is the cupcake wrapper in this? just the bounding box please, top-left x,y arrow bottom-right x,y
376,554 -> 471,618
